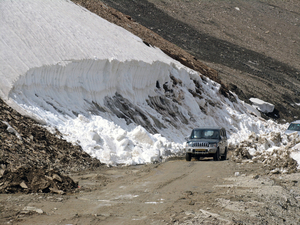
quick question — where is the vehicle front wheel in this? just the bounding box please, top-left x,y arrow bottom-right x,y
186,153 -> 192,161
213,149 -> 220,161
221,147 -> 228,161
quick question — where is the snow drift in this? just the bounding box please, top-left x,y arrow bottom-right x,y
1,0 -> 299,167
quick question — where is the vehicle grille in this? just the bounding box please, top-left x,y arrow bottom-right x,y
193,142 -> 209,147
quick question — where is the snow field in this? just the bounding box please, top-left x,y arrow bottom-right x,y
1,0 -> 299,167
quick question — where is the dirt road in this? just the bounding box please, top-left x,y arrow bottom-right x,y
1,156 -> 300,224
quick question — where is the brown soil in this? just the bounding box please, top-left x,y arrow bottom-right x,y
0,98 -> 102,194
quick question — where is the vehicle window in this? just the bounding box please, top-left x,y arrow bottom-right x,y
191,130 -> 201,139
204,130 -> 214,136
209,130 -> 219,139
288,123 -> 300,131
191,130 -> 219,139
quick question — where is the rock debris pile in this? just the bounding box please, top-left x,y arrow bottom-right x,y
0,166 -> 77,194
0,98 -> 101,194
231,131 -> 300,174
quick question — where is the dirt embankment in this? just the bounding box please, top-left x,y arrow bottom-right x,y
0,98 -> 102,194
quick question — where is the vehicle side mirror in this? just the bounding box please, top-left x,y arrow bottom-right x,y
185,136 -> 190,141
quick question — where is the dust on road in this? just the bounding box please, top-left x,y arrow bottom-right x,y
1,156 -> 299,224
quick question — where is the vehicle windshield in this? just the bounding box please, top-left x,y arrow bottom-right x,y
190,129 -> 219,139
287,123 -> 300,131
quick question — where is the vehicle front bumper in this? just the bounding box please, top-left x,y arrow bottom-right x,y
186,147 -> 218,155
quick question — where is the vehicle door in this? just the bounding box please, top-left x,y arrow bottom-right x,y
219,129 -> 226,154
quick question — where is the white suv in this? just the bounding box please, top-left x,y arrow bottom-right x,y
185,127 -> 228,161
285,120 -> 300,135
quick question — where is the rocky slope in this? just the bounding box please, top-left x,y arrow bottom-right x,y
0,98 -> 101,194
98,0 -> 300,122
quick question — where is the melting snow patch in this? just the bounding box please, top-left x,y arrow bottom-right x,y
249,98 -> 274,113
21,206 -> 43,214
2,121 -> 22,140
145,202 -> 159,204
114,194 -> 139,200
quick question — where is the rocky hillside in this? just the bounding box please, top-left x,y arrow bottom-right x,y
0,98 -> 101,193
95,0 -> 300,122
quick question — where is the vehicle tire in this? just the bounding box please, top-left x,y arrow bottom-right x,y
213,148 -> 220,161
221,147 -> 228,161
186,153 -> 192,161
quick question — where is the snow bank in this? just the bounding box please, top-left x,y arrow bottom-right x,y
1,0 -> 299,167
10,55 -> 286,165
0,0 -> 172,100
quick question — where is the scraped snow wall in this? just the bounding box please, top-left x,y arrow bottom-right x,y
8,58 -> 281,165
9,59 -> 172,113
1,0 -> 288,165
0,0 -> 173,99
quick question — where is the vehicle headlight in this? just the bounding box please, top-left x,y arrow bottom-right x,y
209,143 -> 217,147
188,142 -> 193,147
